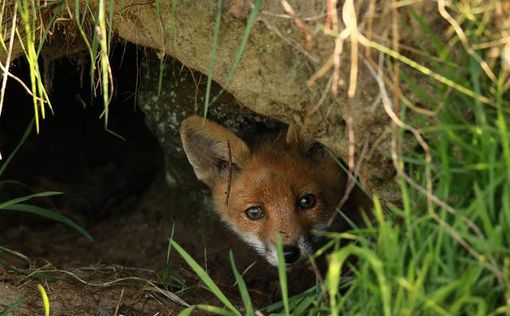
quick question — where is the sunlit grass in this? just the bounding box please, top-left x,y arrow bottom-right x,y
0,1 -> 113,132
37,284 -> 50,316
15,0 -> 53,133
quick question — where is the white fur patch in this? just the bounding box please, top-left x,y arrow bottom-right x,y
223,222 -> 268,256
264,244 -> 279,266
240,234 -> 265,255
298,235 -> 313,258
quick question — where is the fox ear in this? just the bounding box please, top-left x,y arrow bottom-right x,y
286,124 -> 326,159
180,115 -> 250,187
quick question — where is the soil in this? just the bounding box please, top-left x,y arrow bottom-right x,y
0,46 -> 318,315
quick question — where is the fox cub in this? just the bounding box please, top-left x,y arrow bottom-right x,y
180,115 -> 368,266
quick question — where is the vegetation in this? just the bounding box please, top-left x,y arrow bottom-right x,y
0,121 -> 92,314
170,2 -> 510,315
1,0 -> 509,315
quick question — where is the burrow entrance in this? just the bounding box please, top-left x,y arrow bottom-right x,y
0,44 -> 315,314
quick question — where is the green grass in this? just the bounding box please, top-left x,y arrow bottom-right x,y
275,233 -> 290,316
203,0 -> 223,118
15,0 -> 53,133
158,223 -> 192,293
229,251 -> 254,316
1,1 -> 509,315
0,299 -> 23,316
0,119 -> 93,312
172,240 -> 242,316
0,1 -> 113,132
203,0 -> 261,115
171,2 -> 510,316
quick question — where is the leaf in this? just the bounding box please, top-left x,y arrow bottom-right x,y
2,202 -> 93,240
171,240 -> 240,316
229,251 -> 254,316
0,191 -> 63,209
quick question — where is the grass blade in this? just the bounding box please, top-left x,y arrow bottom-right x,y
2,203 -> 93,240
229,251 -> 254,316
0,119 -> 34,177
176,306 -> 195,316
224,0 -> 261,86
197,304 -> 236,315
328,244 -> 391,316
37,284 -> 50,316
359,36 -> 494,106
203,0 -> 223,117
0,299 -> 24,316
171,240 -> 241,316
97,0 -> 113,127
207,0 -> 261,107
0,191 -> 62,209
275,233 -> 290,316
15,0 -> 53,132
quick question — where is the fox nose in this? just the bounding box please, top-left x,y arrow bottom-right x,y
283,245 -> 301,264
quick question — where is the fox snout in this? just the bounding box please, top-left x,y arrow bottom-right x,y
264,244 -> 304,266
248,233 -> 317,266
280,236 -> 316,265
282,245 -> 301,264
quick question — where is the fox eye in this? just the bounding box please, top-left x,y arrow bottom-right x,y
245,206 -> 264,220
298,193 -> 316,210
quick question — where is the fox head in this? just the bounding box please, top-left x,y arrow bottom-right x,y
180,115 -> 347,266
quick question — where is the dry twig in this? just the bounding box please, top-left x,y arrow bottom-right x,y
280,0 -> 313,49
225,140 -> 233,207
0,2 -> 18,118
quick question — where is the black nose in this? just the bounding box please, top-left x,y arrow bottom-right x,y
283,245 -> 301,264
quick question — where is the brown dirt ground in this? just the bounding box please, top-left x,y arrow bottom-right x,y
0,174 -> 318,315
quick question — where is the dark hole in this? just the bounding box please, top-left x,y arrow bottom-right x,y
0,44 -> 164,222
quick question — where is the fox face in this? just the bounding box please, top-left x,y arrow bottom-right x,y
180,115 -> 347,266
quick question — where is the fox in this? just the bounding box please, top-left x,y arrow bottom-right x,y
180,115 -> 370,266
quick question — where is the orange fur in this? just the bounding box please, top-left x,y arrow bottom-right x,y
180,115 -> 367,266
